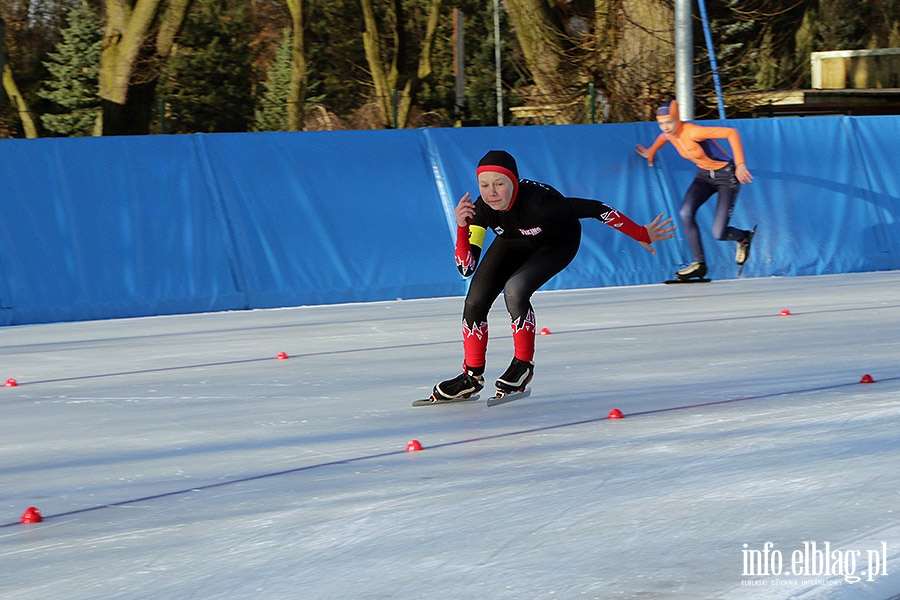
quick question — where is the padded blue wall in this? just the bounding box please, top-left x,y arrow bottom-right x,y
1,115 -> 898,325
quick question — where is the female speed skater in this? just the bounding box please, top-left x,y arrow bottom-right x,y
635,99 -> 755,281
421,149 -> 676,404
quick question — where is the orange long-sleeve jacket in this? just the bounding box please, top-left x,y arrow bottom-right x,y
645,122 -> 747,171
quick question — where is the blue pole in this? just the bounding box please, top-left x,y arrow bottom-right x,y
696,0 -> 726,119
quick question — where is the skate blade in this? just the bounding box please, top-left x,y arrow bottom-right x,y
412,394 -> 480,407
664,278 -> 711,284
486,388 -> 532,407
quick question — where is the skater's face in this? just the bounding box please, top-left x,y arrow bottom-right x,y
478,172 -> 515,212
657,116 -> 679,136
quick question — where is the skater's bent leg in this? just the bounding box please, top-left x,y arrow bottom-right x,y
710,184 -> 745,242
460,241 -> 525,370
461,292 -> 495,371
507,306 -> 536,363
680,180 -> 714,263
503,237 -> 579,363
503,284 -> 536,362
460,315 -> 488,372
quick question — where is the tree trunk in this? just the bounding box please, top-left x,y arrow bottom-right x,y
101,79 -> 157,136
99,0 -> 192,135
608,0 -> 675,121
2,63 -> 39,138
593,0 -> 614,62
284,0 -> 307,131
360,0 -> 395,127
395,0 -> 441,128
360,0 -> 442,128
503,0 -> 675,123
503,0 -> 563,93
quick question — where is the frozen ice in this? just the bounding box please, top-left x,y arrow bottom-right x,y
2,272 -> 899,599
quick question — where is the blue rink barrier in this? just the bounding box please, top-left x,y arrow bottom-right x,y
1,116 -> 898,325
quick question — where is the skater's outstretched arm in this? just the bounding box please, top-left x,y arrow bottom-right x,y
563,197 -> 674,254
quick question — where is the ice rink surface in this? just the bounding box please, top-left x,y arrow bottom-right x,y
2,271 -> 899,600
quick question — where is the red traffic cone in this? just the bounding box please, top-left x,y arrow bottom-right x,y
275,352 -> 289,360
779,309 -> 792,316
859,374 -> 875,384
4,378 -> 18,387
20,507 -> 42,523
607,408 -> 624,419
539,328 -> 552,335
405,439 -> 423,452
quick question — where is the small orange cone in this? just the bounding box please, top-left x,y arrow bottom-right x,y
4,378 -> 18,387
275,352 -> 289,360
405,440 -> 423,452
859,374 -> 875,384
20,507 -> 42,523
607,408 -> 624,419
780,309 -> 792,316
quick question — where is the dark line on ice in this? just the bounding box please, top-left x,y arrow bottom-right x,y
10,303 -> 899,387
5,374 -> 896,528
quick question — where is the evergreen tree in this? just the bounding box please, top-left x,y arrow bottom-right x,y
158,0 -> 254,133
253,27 -> 292,132
38,0 -> 102,137
462,3 -> 525,125
252,25 -> 325,132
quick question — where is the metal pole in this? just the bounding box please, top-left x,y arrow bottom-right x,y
674,0 -> 694,120
696,0 -> 726,119
493,0 -> 504,126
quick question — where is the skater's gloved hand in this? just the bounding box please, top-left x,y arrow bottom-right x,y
735,164 -> 753,184
640,214 -> 676,255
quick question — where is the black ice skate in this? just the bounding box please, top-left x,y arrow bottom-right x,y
736,225 -> 756,266
485,358 -> 534,407
675,261 -> 708,281
495,358 -> 534,394
431,367 -> 484,402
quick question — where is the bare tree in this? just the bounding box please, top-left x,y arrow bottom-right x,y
2,63 -> 40,137
603,0 -> 675,121
398,0 -> 442,127
359,0 -> 393,126
360,0 -> 442,128
283,0 -> 306,130
500,0 -> 674,123
99,0 -> 192,135
0,2 -> 60,138
502,0 -> 576,121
